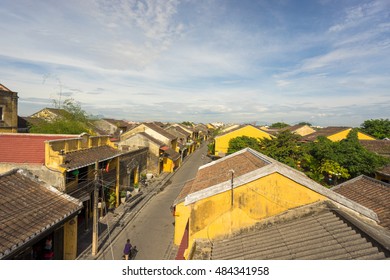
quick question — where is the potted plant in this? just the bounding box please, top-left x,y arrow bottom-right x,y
133,183 -> 139,193
120,190 -> 127,203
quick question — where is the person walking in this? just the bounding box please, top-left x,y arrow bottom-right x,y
123,239 -> 132,260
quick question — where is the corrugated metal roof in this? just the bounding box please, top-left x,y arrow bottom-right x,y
195,202 -> 390,260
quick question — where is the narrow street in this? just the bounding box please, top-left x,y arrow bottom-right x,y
99,143 -> 211,260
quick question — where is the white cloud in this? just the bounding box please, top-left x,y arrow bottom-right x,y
0,0 -> 389,126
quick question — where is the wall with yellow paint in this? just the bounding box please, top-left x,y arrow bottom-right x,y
63,217 -> 78,260
176,172 -> 327,258
174,202 -> 191,245
214,125 -> 272,156
327,129 -> 376,141
163,158 -> 174,173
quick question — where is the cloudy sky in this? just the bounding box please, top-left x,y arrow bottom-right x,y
0,0 -> 389,126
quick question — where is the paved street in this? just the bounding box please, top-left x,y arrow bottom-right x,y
98,143 -> 211,260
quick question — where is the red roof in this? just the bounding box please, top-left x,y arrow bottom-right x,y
0,134 -> 76,164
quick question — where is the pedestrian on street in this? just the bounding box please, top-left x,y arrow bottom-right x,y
123,239 -> 132,260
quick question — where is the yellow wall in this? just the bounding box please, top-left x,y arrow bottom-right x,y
214,125 -> 272,156
327,129 -> 375,141
163,158 -> 174,173
176,172 -> 327,258
174,202 -> 191,245
356,132 -> 376,140
63,217 -> 78,260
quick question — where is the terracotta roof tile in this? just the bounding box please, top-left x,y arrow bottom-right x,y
333,175 -> 390,230
189,150 -> 270,194
377,164 -> 390,176
0,169 -> 82,259
360,140 -> 390,157
0,134 -> 77,164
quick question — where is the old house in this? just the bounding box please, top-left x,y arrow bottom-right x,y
332,175 -> 390,230
302,127 -> 375,142
0,133 -> 147,258
213,125 -> 273,157
0,84 -> 18,133
91,118 -> 134,140
172,148 -> 389,260
120,122 -> 181,173
165,125 -> 192,160
0,169 -> 82,260
119,132 -> 166,175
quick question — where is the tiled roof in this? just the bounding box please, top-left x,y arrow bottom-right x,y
173,179 -> 195,206
198,202 -> 390,260
138,132 -> 165,146
377,164 -> 390,176
143,122 -> 177,141
103,119 -> 130,128
302,126 -> 350,141
332,175 -> 390,230
173,149 -> 270,205
163,147 -> 181,161
360,140 -> 390,157
0,169 -> 82,259
0,133 -> 77,164
168,126 -> 190,137
61,145 -> 123,171
175,148 -> 379,222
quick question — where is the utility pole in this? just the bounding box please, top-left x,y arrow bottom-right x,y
92,161 -> 99,256
230,169 -> 234,208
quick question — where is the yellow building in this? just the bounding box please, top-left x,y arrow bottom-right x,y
213,125 -> 273,157
120,122 -> 181,174
172,148 -> 377,260
0,84 -> 18,133
303,126 -> 375,142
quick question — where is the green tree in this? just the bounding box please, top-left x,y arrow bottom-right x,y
302,129 -> 389,181
258,130 -> 304,168
297,122 -> 312,126
360,118 -> 390,139
181,121 -> 194,127
29,98 -> 93,134
227,136 -> 261,154
335,129 -> 389,177
269,122 -> 290,129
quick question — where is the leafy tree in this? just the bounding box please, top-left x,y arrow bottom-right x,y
181,121 -> 194,127
269,122 -> 290,129
302,129 -> 389,182
297,122 -> 312,126
258,130 -> 304,168
29,118 -> 91,134
29,98 -> 93,134
334,129 -> 389,177
360,118 -> 390,139
227,136 -> 261,154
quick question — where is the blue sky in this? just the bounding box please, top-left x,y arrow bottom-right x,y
0,0 -> 389,126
